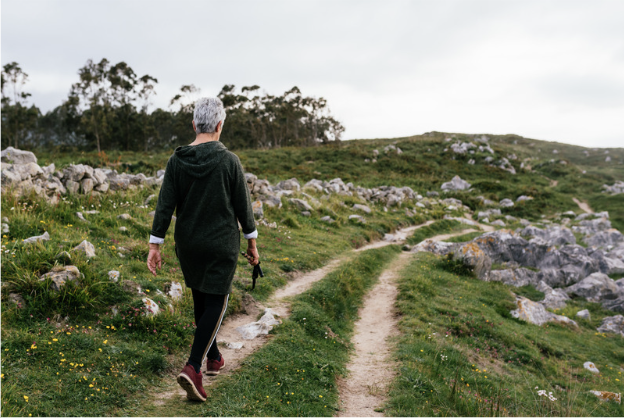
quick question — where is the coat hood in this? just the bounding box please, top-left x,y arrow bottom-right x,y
173,141 -> 229,178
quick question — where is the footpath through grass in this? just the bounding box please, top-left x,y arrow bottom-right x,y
406,219 -> 470,246
139,245 -> 401,416
385,252 -> 624,417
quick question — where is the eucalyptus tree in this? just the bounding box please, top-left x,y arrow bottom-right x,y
1,62 -> 39,149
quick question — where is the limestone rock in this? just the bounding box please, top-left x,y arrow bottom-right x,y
72,240 -> 96,258
602,297 -> 624,313
411,240 -> 457,255
1,147 -> 37,164
81,178 -> 94,194
320,216 -> 335,224
55,251 -> 72,263
276,178 -> 300,191
510,296 -> 578,327
499,198 -> 514,208
589,391 -> 621,403
576,309 -> 591,320
40,266 -> 82,291
76,212 -> 88,223
536,281 -> 570,309
348,214 -> 366,224
108,271 -> 120,282
441,175 -> 471,191
168,281 -> 183,300
9,292 -> 25,308
142,298 -> 160,316
235,308 -> 281,340
144,194 -> 157,206
23,231 -> 50,245
1,223 -> 9,234
119,227 -> 128,232
122,280 -> 142,294
565,272 -> 621,303
453,241 -> 492,280
352,204 -> 372,214
597,315 -> 624,336
488,268 -> 538,287
252,200 -> 264,219
117,213 -> 132,220
584,362 -> 600,373
288,198 -> 312,212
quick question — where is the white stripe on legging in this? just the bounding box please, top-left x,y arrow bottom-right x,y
201,293 -> 229,363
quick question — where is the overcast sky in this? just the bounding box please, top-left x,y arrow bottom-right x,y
2,0 -> 624,147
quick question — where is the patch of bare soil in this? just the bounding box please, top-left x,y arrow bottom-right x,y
336,252 -> 412,417
355,220 -> 435,252
572,197 -> 593,214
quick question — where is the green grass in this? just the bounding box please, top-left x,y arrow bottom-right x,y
385,252 -> 624,416
406,220 -> 468,246
445,231 -> 484,243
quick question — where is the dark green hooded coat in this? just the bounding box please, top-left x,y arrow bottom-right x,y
150,141 -> 256,294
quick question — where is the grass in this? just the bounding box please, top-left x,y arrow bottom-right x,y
136,245 -> 401,416
445,231 -> 484,243
406,219 -> 469,246
385,252 -> 624,417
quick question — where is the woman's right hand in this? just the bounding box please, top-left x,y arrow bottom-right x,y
147,244 -> 162,276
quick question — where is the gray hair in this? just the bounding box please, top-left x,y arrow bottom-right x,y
193,97 -> 226,133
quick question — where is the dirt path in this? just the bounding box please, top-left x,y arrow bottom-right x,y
355,221 -> 435,252
336,228 -> 484,416
150,221 -> 429,408
572,197 -> 594,214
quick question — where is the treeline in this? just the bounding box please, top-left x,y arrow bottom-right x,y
1,59 -> 344,152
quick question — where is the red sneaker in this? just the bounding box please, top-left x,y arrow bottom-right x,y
177,363 -> 207,402
206,355 -> 225,376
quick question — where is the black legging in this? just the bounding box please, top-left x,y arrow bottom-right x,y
188,289 -> 228,367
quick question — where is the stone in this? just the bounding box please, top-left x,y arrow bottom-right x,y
142,298 -> 160,316
235,308 -> 281,339
122,280 -> 141,294
168,281 -> 183,300
427,191 -> 439,197
584,362 -> 600,373
225,342 -> 244,350
1,223 -> 9,234
352,204 -> 372,214
536,281 -> 570,309
1,147 -> 37,164
289,198 -> 313,212
576,309 -> 591,320
108,271 -> 120,282
40,266 -> 82,291
301,211 -> 311,217
117,213 -> 132,220
95,182 -> 109,193
65,180 -> 80,194
588,391 -> 621,404
76,212 -> 88,223
9,292 -> 26,308
320,216 -> 335,224
441,175 -> 471,191
72,240 -> 96,258
119,227 -> 128,232
261,195 -> 282,209
252,200 -> 263,219
602,298 -> 624,313
488,268 -> 538,287
276,178 -> 300,191
510,296 -> 578,327
23,231 -> 50,245
412,239 -> 457,255
348,214 -> 366,224
565,272 -> 621,303
516,195 -> 533,202
499,198 -> 514,208
144,194 -> 157,206
597,315 -> 624,336
81,178 -> 94,194
491,220 -> 506,227
453,241 -> 492,280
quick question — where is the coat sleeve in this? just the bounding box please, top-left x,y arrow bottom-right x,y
230,155 -> 256,235
150,157 -> 177,239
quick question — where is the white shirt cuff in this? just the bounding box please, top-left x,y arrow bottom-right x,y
149,235 -> 165,244
243,229 -> 258,239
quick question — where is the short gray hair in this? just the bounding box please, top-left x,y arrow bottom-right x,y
193,97 -> 226,133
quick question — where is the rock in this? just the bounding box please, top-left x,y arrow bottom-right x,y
225,342 -> 244,350
252,200 -> 264,219
491,220 -> 506,227
441,175 -> 471,191
119,227 -> 128,232
320,216 -> 335,224
121,280 -> 141,294
108,271 -> 120,282
23,231 -> 50,245
301,211 -> 311,217
65,180 -> 80,194
235,308 -> 281,340
478,209 -> 501,219
488,268 -> 539,287
597,315 -> 624,336
261,195 -> 282,209
536,281 -> 570,309
142,298 -> 160,316
348,214 -> 366,224
288,198 -> 313,212
453,241 -> 492,280
72,240 -> 96,258
168,281 -> 183,300
76,212 -> 88,223
1,223 -> 9,234
603,181 -> 624,195
95,182 -> 109,193
584,362 -> 600,373
412,239 -> 457,255
520,225 -> 576,246
602,298 -> 624,313
352,204 -> 372,214
1,147 -> 37,164
9,292 -> 26,308
565,272 -> 621,303
427,191 -> 439,197
499,198 -> 514,208
576,309 -> 591,320
510,296 -> 578,327
80,178 -> 94,194
40,266 -> 82,291
276,178 -> 300,191
589,391 -> 621,404
55,251 -> 72,263
144,194 -> 157,206
117,213 -> 132,220
516,195 -> 534,202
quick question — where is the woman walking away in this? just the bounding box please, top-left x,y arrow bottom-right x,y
146,97 -> 259,402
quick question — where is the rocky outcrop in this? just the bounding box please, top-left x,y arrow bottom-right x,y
597,315 -> 624,337
565,273 -> 622,303
441,175 -> 471,191
602,181 -> 624,195
510,296 -> 577,327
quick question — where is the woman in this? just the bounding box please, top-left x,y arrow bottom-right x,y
146,97 -> 259,402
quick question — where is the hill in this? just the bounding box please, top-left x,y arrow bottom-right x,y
1,133 -> 623,416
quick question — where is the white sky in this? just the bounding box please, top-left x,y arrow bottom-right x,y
2,0 -> 624,147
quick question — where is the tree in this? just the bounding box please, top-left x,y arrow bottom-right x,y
1,62 -> 39,149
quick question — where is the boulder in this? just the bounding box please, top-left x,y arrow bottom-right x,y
1,147 -> 37,164
565,272 -> 621,303
252,200 -> 264,219
597,315 -> 624,336
23,231 -> 50,245
72,240 -> 96,258
80,178 -> 94,194
40,266 -> 82,291
352,204 -> 372,214
168,281 -> 183,300
602,298 -> 624,313
108,271 -> 120,282
76,212 -> 88,223
488,268 -> 538,287
453,241 -> 492,280
536,281 -> 570,309
499,198 -> 514,208
576,309 -> 591,319
289,198 -> 313,212
441,175 -> 471,191
510,296 -> 577,327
